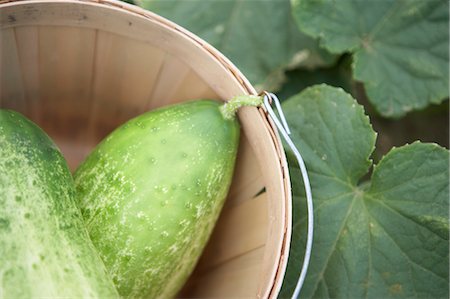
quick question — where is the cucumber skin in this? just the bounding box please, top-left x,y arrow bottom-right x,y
0,110 -> 119,298
74,100 -> 240,298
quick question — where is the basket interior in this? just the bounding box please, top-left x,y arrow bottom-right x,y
0,1 -> 289,297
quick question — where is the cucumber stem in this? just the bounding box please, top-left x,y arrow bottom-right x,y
219,95 -> 263,120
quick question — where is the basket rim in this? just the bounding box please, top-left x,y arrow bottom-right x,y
0,0 -> 293,296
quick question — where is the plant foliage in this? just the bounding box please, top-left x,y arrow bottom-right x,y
279,85 -> 449,298
291,0 -> 449,117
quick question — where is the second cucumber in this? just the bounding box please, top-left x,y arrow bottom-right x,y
74,96 -> 262,298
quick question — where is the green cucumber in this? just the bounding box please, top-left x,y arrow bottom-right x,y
0,110 -> 119,298
74,96 -> 262,298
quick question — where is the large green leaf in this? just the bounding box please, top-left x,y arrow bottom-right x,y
291,0 -> 449,118
279,85 -> 449,298
137,0 -> 335,90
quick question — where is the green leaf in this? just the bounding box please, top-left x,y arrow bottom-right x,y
137,0 -> 336,90
280,85 -> 449,298
276,55 -> 354,101
291,0 -> 449,117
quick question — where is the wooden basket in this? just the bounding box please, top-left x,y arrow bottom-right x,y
0,0 -> 292,297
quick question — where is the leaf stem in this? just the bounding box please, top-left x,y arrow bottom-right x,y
219,95 -> 263,120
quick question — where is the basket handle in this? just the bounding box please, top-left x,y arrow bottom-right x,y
262,92 -> 314,299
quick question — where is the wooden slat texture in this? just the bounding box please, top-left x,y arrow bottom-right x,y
237,107 -> 288,299
227,132 -> 265,207
88,31 -> 165,140
147,54 -> 218,108
195,193 -> 268,273
14,26 -> 40,121
169,68 -> 217,104
181,246 -> 265,298
147,52 -> 190,109
0,28 -> 26,112
38,26 -> 96,140
0,1 -> 251,100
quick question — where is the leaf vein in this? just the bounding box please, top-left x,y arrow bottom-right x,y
292,191 -> 355,231
362,198 -> 372,299
366,0 -> 403,41
316,105 -> 351,184
367,194 -> 448,242
367,200 -> 448,281
370,171 -> 444,196
310,194 -> 358,296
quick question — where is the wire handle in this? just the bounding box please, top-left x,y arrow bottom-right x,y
262,92 -> 314,299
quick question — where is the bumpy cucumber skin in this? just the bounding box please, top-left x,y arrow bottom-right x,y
0,110 -> 119,298
74,100 -> 240,298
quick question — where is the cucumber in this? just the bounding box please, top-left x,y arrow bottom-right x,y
0,110 -> 119,298
74,96 -> 262,298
